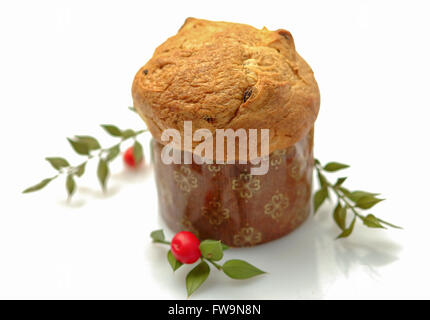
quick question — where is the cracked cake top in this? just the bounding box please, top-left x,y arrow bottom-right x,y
132,18 -> 320,157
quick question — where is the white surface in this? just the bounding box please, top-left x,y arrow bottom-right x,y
0,0 -> 429,299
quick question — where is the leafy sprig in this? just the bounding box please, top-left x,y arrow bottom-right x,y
314,159 -> 401,238
23,124 -> 146,200
23,104 -> 401,239
150,230 -> 265,297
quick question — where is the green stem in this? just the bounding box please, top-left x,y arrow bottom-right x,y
205,258 -> 222,270
331,184 -> 363,219
62,130 -> 147,177
154,240 -> 171,245
315,164 -> 363,220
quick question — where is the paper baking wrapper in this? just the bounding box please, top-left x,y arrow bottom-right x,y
152,128 -> 314,247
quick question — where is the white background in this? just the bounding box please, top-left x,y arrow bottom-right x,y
0,0 -> 429,299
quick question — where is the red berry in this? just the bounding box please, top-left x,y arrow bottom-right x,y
171,231 -> 201,264
123,146 -> 142,168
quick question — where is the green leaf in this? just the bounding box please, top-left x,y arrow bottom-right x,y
377,218 -> 402,229
67,138 -> 89,156
186,261 -> 210,297
323,162 -> 349,172
66,174 -> 76,198
221,243 -> 230,251
150,229 -> 165,242
361,214 -> 385,229
334,177 -> 347,187
337,217 -> 356,239
97,159 -> 109,191
339,187 -> 353,199
333,202 -> 347,230
199,240 -> 223,261
167,250 -> 183,271
317,171 -> 328,189
222,259 -> 266,279
314,158 -> 321,166
313,187 -> 328,214
348,190 -> 380,202
128,106 -> 137,113
133,141 -> 143,163
75,135 -> 101,150
45,157 -> 69,170
355,196 -> 384,209
105,145 -> 120,162
101,124 -> 122,137
121,129 -> 135,139
75,162 -> 86,177
23,176 -> 56,193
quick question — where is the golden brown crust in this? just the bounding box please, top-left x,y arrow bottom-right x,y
132,18 -> 320,157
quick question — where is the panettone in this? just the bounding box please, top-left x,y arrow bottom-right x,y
132,18 -> 320,246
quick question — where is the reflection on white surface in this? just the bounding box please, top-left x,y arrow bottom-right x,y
149,189 -> 402,299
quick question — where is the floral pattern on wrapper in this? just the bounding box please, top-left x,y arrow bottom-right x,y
233,227 -> 262,247
207,164 -> 221,176
264,192 -> 290,221
270,149 -> 286,169
174,166 -> 197,193
180,217 -> 200,239
232,173 -> 261,199
202,200 -> 230,225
